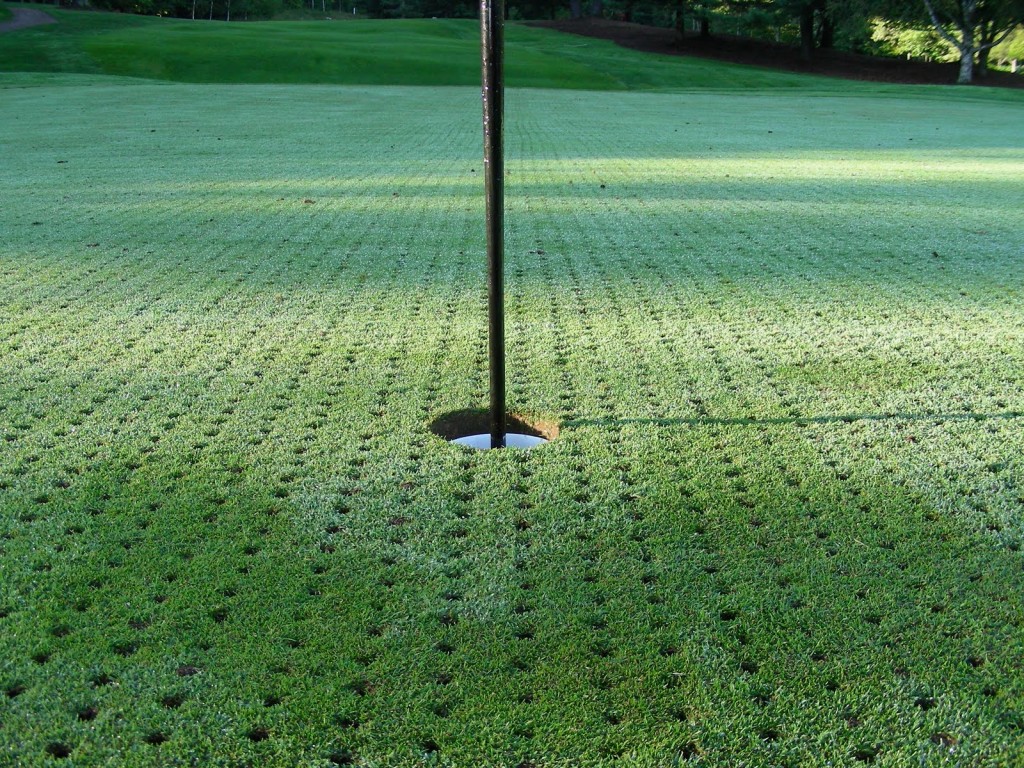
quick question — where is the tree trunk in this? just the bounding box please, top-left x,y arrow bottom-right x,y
569,0 -> 582,20
958,51 -> 974,83
588,0 -> 602,18
699,17 -> 710,38
799,6 -> 815,63
957,19 -> 975,84
818,12 -> 834,49
975,50 -> 989,77
975,20 -> 997,78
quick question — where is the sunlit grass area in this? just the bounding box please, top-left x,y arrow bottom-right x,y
1,76 -> 1023,766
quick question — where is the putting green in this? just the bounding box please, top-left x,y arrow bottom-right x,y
0,76 -> 1022,766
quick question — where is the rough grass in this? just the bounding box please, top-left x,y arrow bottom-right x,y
1,74 -> 1022,766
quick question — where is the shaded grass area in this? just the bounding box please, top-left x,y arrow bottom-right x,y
1,80 -> 1023,765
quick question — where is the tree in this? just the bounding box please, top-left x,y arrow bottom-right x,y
918,0 -> 1024,81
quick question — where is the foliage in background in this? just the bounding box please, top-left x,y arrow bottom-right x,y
912,0 -> 1024,81
871,15 -> 957,59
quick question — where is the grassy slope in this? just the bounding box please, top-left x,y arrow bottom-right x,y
0,8 -> 880,91
1,77 -> 1023,766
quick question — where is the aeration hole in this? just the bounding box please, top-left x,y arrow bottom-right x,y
853,746 -> 878,763
46,743 -> 72,759
161,694 -> 185,709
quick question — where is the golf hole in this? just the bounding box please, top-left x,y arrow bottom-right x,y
429,409 -> 559,450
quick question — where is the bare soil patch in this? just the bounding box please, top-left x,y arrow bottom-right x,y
528,18 -> 1023,89
428,409 -> 559,442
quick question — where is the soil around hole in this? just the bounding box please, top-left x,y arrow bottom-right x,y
428,409 -> 559,443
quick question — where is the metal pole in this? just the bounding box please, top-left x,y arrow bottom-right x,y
481,0 -> 505,449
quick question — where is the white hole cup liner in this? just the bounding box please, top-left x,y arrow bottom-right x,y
450,433 -> 548,450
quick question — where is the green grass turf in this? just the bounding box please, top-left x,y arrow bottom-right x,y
1,73 -> 1023,766
0,8 -> 888,90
